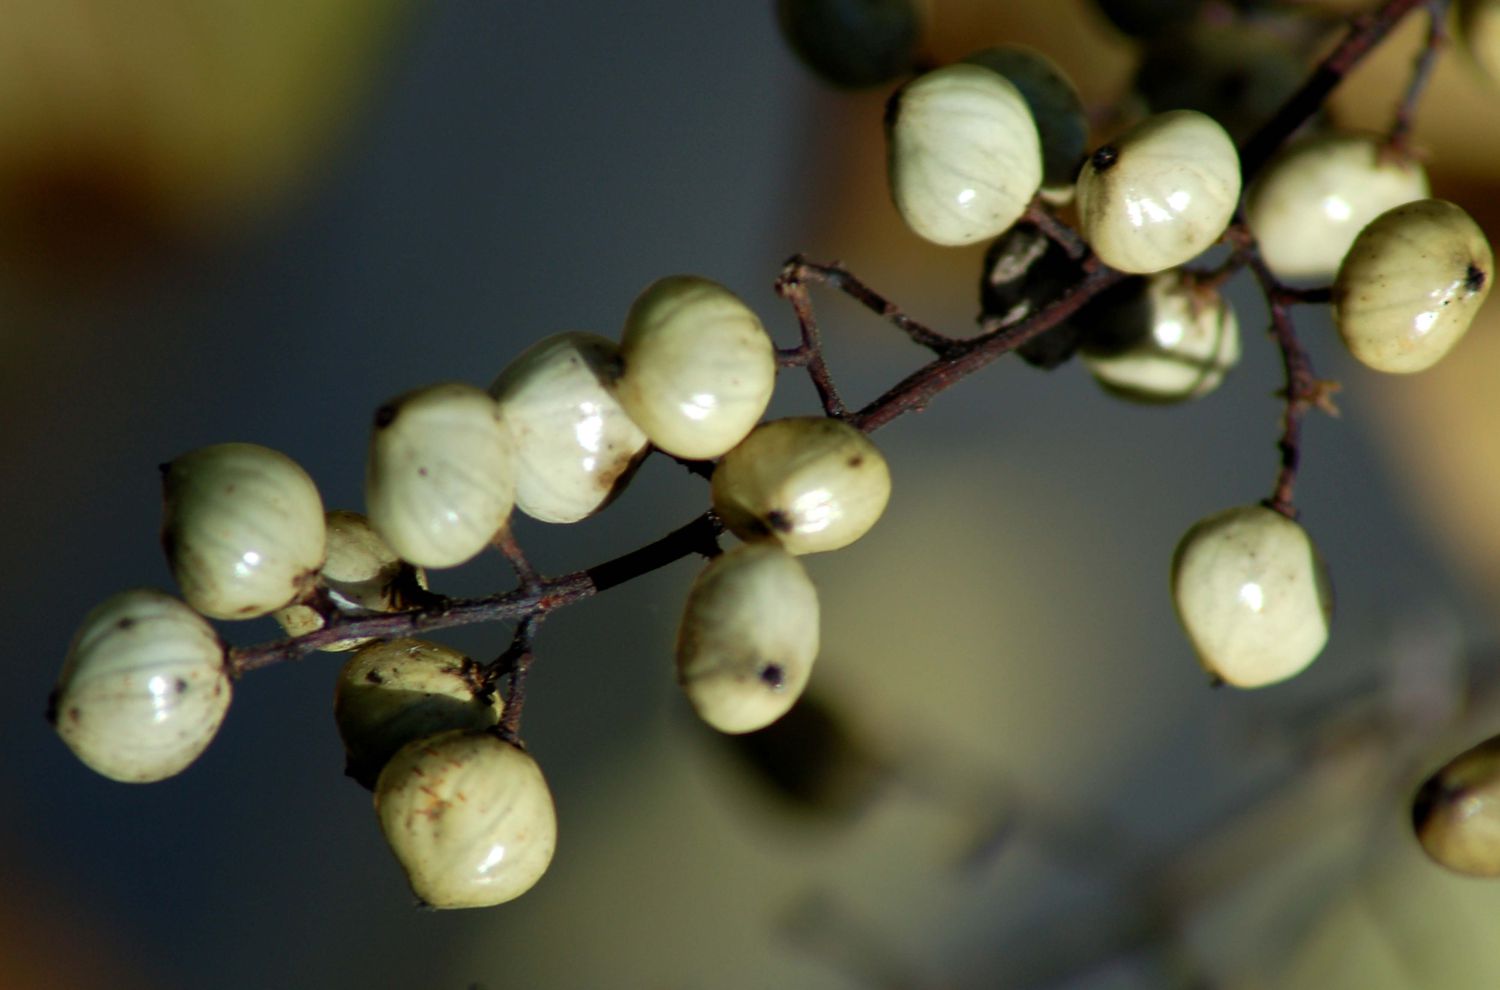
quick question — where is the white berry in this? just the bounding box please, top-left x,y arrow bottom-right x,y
1413,733 -> 1500,877
366,383 -> 517,569
375,729 -> 556,909
676,542 -> 820,734
161,442 -> 326,620
1246,132 -> 1429,280
614,275 -> 776,460
886,62 -> 1042,246
490,332 -> 649,523
1076,109 -> 1241,274
334,639 -> 501,790
1081,272 -> 1240,402
1171,505 -> 1333,688
1333,199 -> 1493,374
50,589 -> 231,783
1459,0 -> 1500,83
711,417 -> 891,555
274,510 -> 428,651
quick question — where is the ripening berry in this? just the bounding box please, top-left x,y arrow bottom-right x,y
962,46 -> 1087,200
161,442 -> 326,620
1458,0 -> 1500,82
490,332 -> 649,524
614,275 -> 776,460
676,543 -> 821,734
886,63 -> 1043,247
1333,199 -> 1493,374
366,383 -> 517,569
712,417 -> 891,556
1171,505 -> 1333,688
1413,733 -> 1500,877
376,729 -> 557,909
1246,133 -> 1429,280
49,588 -> 231,783
1079,272 -> 1240,402
776,0 -> 922,89
1076,110 -> 1241,274
334,639 -> 501,790
275,510 -> 428,651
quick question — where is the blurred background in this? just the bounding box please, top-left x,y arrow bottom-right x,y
8,1 -> 1500,987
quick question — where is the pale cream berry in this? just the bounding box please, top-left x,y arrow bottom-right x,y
1246,133 -> 1429,280
886,62 -> 1043,246
375,729 -> 557,909
490,332 -> 649,523
1076,110 -> 1241,274
711,417 -> 891,556
1333,199 -> 1493,374
274,510 -> 429,652
334,639 -> 501,790
366,383 -> 517,569
676,543 -> 820,734
614,275 -> 776,460
49,588 -> 231,783
961,45 -> 1086,202
1081,272 -> 1240,402
1413,733 -> 1500,877
161,442 -> 326,620
1171,505 -> 1333,688
1459,0 -> 1500,82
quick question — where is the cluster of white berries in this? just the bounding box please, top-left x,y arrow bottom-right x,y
49,271 -> 894,908
880,43 -> 1492,690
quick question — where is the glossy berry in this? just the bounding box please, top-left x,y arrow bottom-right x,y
776,0 -> 922,89
50,589 -> 231,783
1413,733 -> 1500,877
962,45 -> 1087,199
375,729 -> 557,909
614,275 -> 776,460
979,221 -> 1087,368
161,442 -> 326,620
886,63 -> 1042,247
1079,272 -> 1240,402
274,510 -> 428,652
490,332 -> 649,524
1247,133 -> 1429,280
1171,505 -> 1333,688
1333,199 -> 1493,374
366,383 -> 517,569
1076,110 -> 1241,274
676,542 -> 821,734
712,417 -> 891,556
334,639 -> 501,790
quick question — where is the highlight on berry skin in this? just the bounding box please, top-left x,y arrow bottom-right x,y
1075,109 -> 1241,275
676,542 -> 821,734
711,416 -> 892,556
161,442 -> 327,621
1170,505 -> 1333,689
375,729 -> 557,909
50,588 -> 231,783
1077,271 -> 1240,403
490,331 -> 649,524
885,62 -> 1042,247
613,275 -> 776,461
1333,198 -> 1493,374
365,382 -> 517,569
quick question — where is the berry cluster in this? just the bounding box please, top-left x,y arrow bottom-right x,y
46,0 -> 1500,913
48,273 -> 892,908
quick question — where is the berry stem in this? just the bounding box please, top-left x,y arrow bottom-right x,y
1388,0 -> 1452,154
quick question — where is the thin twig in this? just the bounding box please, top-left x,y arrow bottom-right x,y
775,262 -> 850,417
779,255 -> 965,358
1388,0 -> 1451,154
